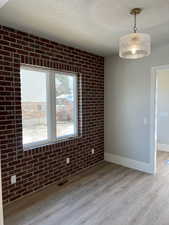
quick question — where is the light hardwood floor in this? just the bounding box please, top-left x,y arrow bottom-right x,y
4,151 -> 169,225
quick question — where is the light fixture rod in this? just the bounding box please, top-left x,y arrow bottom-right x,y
130,8 -> 142,33
134,13 -> 137,33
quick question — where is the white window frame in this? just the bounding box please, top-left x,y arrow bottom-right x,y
21,65 -> 78,150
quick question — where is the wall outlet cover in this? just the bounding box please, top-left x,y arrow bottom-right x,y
66,158 -> 70,164
11,175 -> 16,184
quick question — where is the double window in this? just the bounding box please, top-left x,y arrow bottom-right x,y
20,65 -> 78,149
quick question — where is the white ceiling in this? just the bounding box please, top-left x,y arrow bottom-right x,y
0,0 -> 169,56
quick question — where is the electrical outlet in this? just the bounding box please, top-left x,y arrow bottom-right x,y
66,158 -> 70,164
11,175 -> 16,184
91,148 -> 95,154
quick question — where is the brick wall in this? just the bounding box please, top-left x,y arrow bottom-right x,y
0,25 -> 104,205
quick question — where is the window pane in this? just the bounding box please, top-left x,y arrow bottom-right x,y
21,68 -> 48,145
55,73 -> 77,138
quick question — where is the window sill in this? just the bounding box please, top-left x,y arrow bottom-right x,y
23,135 -> 80,151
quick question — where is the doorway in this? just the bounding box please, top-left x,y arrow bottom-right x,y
151,65 -> 169,174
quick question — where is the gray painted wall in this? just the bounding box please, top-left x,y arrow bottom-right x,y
157,70 -> 169,145
105,44 -> 169,163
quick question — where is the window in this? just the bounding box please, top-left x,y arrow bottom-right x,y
21,68 -> 48,145
21,65 -> 78,149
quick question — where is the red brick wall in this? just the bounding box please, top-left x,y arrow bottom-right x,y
0,25 -> 104,205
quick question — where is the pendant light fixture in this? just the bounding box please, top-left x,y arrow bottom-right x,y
119,8 -> 151,59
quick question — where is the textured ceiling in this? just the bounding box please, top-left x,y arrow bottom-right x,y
0,0 -> 169,56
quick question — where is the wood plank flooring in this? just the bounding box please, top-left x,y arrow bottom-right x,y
4,151 -> 169,225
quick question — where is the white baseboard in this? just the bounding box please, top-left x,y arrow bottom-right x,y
158,143 -> 169,152
104,152 -> 153,174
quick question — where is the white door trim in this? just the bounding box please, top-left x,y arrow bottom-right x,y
150,64 -> 169,175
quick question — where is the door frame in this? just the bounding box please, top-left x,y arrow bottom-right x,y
150,64 -> 169,175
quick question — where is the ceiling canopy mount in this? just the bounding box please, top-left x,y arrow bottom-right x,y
130,8 -> 142,15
